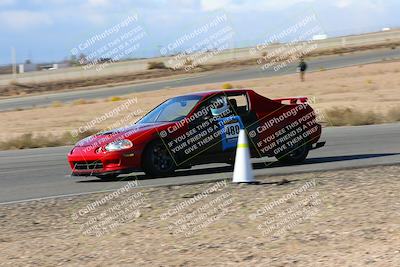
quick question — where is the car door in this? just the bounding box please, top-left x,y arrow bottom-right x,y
225,92 -> 259,150
183,94 -> 237,156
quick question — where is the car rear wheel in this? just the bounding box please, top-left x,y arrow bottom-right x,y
143,140 -> 176,177
276,140 -> 310,164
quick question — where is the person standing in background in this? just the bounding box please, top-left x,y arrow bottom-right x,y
298,58 -> 308,82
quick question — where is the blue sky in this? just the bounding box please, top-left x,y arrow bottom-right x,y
0,0 -> 399,64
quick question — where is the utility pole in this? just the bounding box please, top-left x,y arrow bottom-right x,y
341,37 -> 346,48
157,45 -> 163,57
11,47 -> 17,82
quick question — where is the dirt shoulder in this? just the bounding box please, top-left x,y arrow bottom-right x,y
0,165 -> 399,266
1,42 -> 399,98
2,60 -> 400,144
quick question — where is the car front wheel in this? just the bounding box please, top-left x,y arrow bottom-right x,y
143,140 -> 176,177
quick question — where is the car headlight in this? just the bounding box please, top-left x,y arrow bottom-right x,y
105,139 -> 133,151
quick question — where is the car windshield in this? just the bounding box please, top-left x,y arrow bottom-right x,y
138,95 -> 202,123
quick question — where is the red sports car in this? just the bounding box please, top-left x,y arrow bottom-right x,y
67,89 -> 325,180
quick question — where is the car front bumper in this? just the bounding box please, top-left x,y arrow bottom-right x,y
67,146 -> 142,176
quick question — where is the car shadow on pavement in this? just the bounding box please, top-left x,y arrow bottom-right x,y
77,153 -> 400,183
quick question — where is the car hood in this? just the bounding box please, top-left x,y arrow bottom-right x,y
74,122 -> 170,148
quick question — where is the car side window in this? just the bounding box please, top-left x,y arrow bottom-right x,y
191,95 -> 233,123
227,94 -> 249,115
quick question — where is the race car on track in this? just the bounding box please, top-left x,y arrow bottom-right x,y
67,89 -> 325,180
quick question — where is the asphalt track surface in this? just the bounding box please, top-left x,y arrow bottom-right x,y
1,123 -> 399,204
0,48 -> 399,111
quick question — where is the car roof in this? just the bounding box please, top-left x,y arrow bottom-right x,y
180,89 -> 254,97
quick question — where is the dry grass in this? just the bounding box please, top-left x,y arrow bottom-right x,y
51,101 -> 63,108
108,96 -> 123,102
184,58 -> 193,66
72,99 -> 90,105
325,108 -> 383,126
366,79 -> 374,84
324,106 -> 400,126
222,83 -> 233,89
387,107 -> 400,122
147,61 -> 167,70
0,129 -> 98,150
0,133 -> 71,150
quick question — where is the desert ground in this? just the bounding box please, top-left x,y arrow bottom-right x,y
1,60 -> 400,145
0,165 -> 399,266
1,30 -> 398,90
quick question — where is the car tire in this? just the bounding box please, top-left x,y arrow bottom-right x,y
143,140 -> 176,177
276,140 -> 310,164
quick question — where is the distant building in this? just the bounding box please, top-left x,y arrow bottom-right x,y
312,34 -> 328,41
40,62 -> 71,71
382,27 -> 391,31
18,63 -> 37,73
